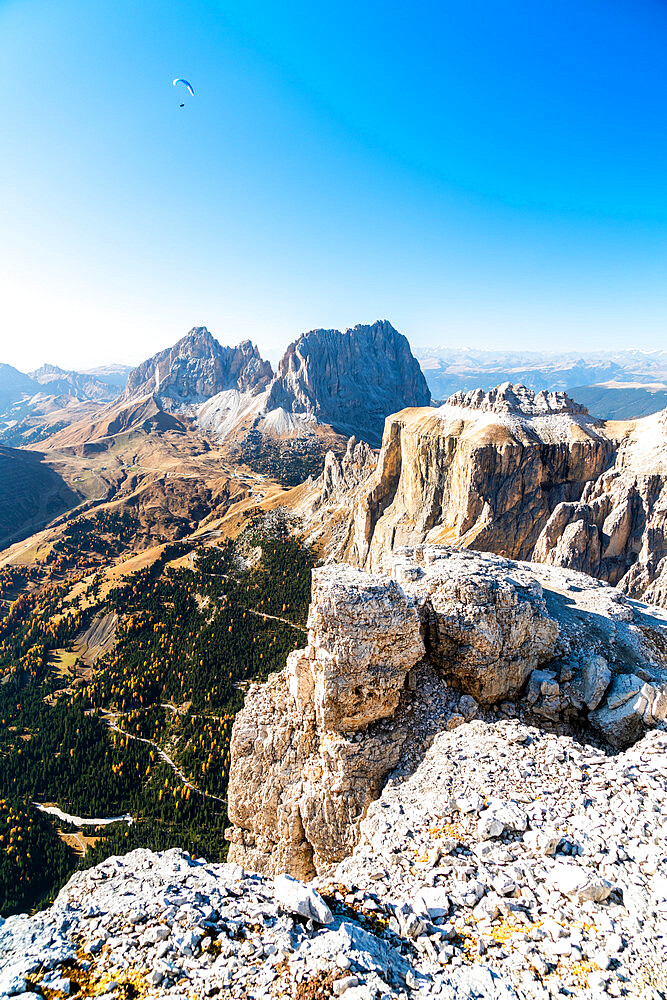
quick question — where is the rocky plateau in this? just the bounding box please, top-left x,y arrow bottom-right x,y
296,384 -> 667,608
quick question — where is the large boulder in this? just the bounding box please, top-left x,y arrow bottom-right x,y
392,547 -> 559,704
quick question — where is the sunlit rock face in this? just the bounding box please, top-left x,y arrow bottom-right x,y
124,327 -> 272,408
346,384 -> 616,570
226,564 -> 424,879
226,544 -> 667,878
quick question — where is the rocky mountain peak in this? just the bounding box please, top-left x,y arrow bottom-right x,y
264,320 -> 430,445
124,327 -> 273,408
30,363 -> 66,381
445,382 -> 589,417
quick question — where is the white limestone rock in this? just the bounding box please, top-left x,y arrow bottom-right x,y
273,873 -> 333,925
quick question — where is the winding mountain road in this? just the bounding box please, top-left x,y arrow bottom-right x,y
106,720 -> 227,805
243,607 -> 307,633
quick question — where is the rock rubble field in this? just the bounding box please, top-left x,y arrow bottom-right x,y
333,720 -> 667,999
2,714 -> 667,1000
0,847 -> 513,1000
3,544 -> 667,1000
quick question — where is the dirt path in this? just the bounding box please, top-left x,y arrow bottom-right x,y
106,721 -> 227,805
243,607 -> 307,633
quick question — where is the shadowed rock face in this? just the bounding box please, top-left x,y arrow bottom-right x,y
264,321 -> 431,446
124,328 -> 273,407
226,545 -> 667,878
533,409 -> 667,606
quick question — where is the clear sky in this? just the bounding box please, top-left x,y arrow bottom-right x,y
2,0 -> 667,371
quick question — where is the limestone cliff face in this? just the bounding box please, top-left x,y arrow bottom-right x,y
345,385 -> 616,571
533,409 -> 667,605
264,321 -> 431,446
124,328 -> 273,408
226,545 -> 667,877
298,385 -> 667,606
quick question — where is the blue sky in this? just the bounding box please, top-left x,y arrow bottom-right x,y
2,0 -> 667,369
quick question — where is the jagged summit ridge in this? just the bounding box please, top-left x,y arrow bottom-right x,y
264,320 -> 430,445
122,320 -> 428,449
123,327 -> 273,408
444,382 -> 589,417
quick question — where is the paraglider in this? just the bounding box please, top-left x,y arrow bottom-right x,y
173,78 -> 195,107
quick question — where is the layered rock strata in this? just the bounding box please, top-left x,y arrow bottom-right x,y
226,545 -> 667,879
226,566 -> 425,878
350,385 -> 616,570
299,383 -> 667,607
533,408 -> 667,605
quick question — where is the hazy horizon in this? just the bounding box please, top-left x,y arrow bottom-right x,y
5,326 -> 667,380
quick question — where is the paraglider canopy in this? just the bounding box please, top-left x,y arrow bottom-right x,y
172,78 -> 195,96
173,78 -> 194,107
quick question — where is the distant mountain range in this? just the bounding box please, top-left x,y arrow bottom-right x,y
4,341 -> 666,451
415,347 -> 667,420
120,320 -> 429,443
0,362 -> 132,447
55,321 -> 430,484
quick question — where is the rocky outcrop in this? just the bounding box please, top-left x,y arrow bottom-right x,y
533,409 -> 667,605
0,847 -> 524,1000
319,437 -> 376,503
297,384 -> 667,607
446,384 -> 589,416
226,566 -> 424,878
394,548 -> 559,704
342,384 -> 616,570
288,566 -> 422,730
333,720 -> 667,996
226,545 -> 667,878
124,327 -> 273,408
264,321 -> 430,446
